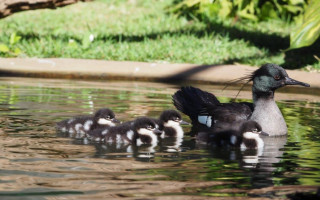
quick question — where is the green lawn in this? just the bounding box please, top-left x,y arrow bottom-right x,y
0,0 -> 319,70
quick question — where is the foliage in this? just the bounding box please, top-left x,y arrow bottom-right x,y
170,0 -> 307,22
289,0 -> 320,50
0,0 -> 318,70
0,32 -> 22,56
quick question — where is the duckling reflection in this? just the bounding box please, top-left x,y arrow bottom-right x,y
195,128 -> 287,188
159,136 -> 183,152
91,142 -> 158,160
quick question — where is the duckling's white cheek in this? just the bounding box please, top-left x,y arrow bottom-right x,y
98,118 -> 113,126
137,128 -> 153,136
164,120 -> 179,128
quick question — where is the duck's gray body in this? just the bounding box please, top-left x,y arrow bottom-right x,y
250,94 -> 287,136
173,64 -> 310,137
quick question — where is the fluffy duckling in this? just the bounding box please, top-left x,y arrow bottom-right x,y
56,108 -> 120,138
87,117 -> 162,146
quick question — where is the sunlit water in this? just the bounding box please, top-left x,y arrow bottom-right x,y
0,77 -> 319,199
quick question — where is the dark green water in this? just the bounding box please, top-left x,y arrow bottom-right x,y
0,77 -> 319,199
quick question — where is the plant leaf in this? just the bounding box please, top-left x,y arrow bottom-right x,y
289,0 -> 320,50
10,32 -> 21,45
0,44 -> 9,52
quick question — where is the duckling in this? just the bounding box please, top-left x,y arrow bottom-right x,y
173,63 -> 310,136
56,108 -> 120,138
158,110 -> 189,138
208,120 -> 266,149
87,117 -> 162,146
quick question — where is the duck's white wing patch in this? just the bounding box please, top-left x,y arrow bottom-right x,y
198,115 -> 212,127
230,135 -> 237,145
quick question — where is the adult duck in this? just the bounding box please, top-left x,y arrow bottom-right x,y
172,64 -> 310,136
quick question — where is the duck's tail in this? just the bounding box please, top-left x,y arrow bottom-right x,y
172,86 -> 220,124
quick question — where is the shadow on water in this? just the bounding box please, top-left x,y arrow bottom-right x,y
0,77 -> 319,199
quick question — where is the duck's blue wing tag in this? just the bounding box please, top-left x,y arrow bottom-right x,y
198,115 -> 212,127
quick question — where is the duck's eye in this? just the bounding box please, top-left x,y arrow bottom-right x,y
174,117 -> 180,121
252,128 -> 258,132
106,116 -> 110,119
274,75 -> 281,80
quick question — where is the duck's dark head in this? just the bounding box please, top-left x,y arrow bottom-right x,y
251,64 -> 310,94
159,110 -> 189,126
94,108 -> 120,126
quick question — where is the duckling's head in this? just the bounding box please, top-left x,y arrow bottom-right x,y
240,121 -> 263,136
251,64 -> 310,93
94,108 -> 120,126
134,117 -> 162,136
160,110 -> 189,127
240,120 -> 267,149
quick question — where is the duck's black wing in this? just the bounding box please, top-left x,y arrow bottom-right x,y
208,102 -> 253,123
173,86 -> 253,132
172,86 -> 220,122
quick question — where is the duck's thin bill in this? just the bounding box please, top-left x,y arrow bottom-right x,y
180,120 -> 190,125
285,77 -> 310,87
112,118 -> 121,123
260,131 -> 269,136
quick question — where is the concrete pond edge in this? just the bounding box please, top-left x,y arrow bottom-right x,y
0,58 -> 319,89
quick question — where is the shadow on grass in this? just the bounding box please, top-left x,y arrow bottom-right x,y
16,19 -> 320,69
100,20 -> 319,69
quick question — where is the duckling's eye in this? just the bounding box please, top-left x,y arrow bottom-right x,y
106,116 -> 110,119
252,128 -> 258,132
274,75 -> 281,80
174,117 -> 180,121
147,125 -> 154,130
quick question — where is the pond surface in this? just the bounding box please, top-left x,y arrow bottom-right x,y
0,77 -> 319,199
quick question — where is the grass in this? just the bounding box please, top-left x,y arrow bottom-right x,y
0,0 -> 319,70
